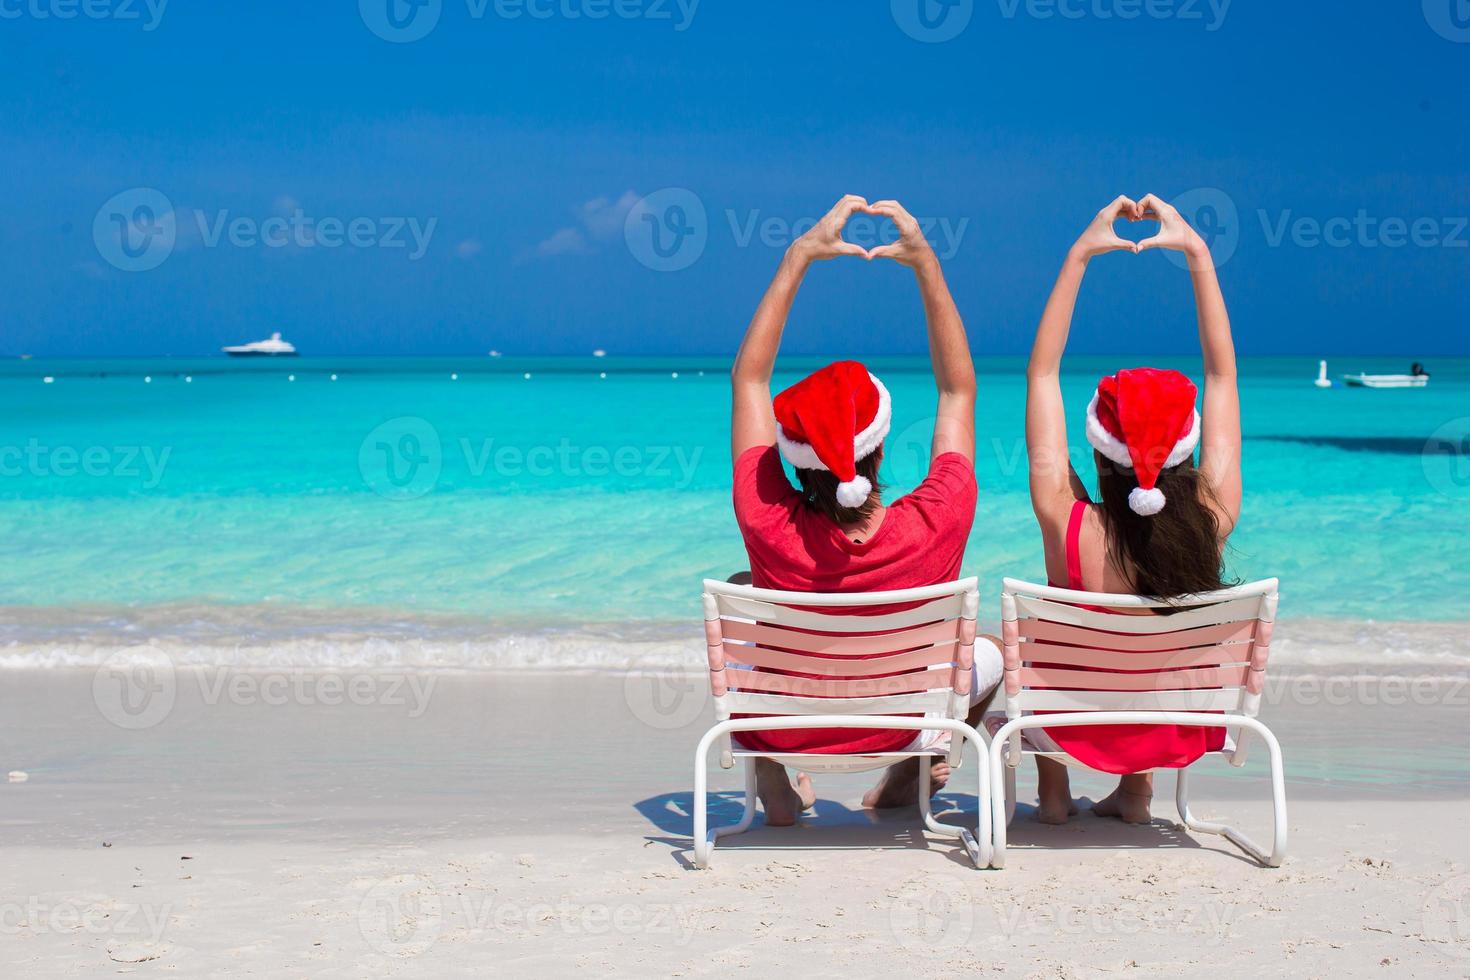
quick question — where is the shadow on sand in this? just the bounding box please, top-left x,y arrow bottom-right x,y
635,790 -> 1252,869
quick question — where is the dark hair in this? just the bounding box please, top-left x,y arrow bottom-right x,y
795,447 -> 884,525
1093,450 -> 1235,603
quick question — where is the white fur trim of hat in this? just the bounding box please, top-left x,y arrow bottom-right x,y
775,373 -> 893,475
1084,393 -> 1202,470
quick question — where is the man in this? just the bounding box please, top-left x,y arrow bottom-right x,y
728,195 -> 1003,824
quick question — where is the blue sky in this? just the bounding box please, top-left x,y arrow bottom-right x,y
3,1 -> 1468,357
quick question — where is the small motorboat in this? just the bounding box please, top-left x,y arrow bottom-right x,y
1314,360 -> 1331,388
223,332 -> 297,357
1342,363 -> 1429,389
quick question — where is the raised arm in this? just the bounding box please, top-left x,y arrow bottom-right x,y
867,200 -> 976,463
730,195 -> 869,459
1026,196 -> 1142,527
1138,193 -> 1242,536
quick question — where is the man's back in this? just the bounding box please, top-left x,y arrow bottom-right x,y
730,445 -> 977,754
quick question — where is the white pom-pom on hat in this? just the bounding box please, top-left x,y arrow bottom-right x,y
774,364 -> 892,511
835,476 -> 873,508
1128,486 -> 1167,516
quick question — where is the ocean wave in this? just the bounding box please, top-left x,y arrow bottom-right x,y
1,603 -> 1467,672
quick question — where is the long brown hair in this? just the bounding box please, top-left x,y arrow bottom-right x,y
795,448 -> 884,525
1094,449 -> 1234,602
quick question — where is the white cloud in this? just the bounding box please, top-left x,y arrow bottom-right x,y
535,227 -> 589,257
579,190 -> 639,241
533,190 -> 638,258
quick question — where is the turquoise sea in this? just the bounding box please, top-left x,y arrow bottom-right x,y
1,355 -> 1466,668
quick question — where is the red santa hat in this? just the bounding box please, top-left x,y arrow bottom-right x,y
1084,367 -> 1201,517
774,360 -> 892,508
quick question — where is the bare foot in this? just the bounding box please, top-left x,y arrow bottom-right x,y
1036,757 -> 1078,825
755,759 -> 815,827
1093,774 -> 1154,824
861,758 -> 951,810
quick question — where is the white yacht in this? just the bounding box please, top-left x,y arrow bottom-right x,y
1342,363 -> 1430,388
223,332 -> 297,357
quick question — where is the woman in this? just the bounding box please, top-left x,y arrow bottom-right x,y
728,194 -> 1002,824
1024,193 -> 1242,825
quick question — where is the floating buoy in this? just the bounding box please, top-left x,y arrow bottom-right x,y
671,372 -> 679,379
184,376 -> 193,383
599,372 -> 606,379
42,377 -> 54,384
451,373 -> 458,381
1314,360 -> 1331,388
330,374 -> 338,381
144,376 -> 152,383
288,374 -> 296,382
523,372 -> 532,380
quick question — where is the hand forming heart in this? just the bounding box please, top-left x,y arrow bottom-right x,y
792,195 -> 874,262
1074,193 -> 1208,261
790,195 -> 934,267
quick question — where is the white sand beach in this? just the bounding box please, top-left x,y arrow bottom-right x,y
3,666 -> 1468,976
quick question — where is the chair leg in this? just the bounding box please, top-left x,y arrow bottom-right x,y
916,732 -> 989,869
988,737 -> 1009,869
1004,764 -> 1017,828
721,760 -> 758,840
693,736 -> 713,868
694,719 -> 996,871
1173,729 -> 1288,868
694,752 -> 759,870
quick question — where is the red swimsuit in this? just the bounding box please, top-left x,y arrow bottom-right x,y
1042,500 -> 1226,774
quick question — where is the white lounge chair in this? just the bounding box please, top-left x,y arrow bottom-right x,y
989,577 -> 1285,869
693,577 -> 991,869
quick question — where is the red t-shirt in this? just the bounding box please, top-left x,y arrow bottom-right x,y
731,446 -> 977,754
